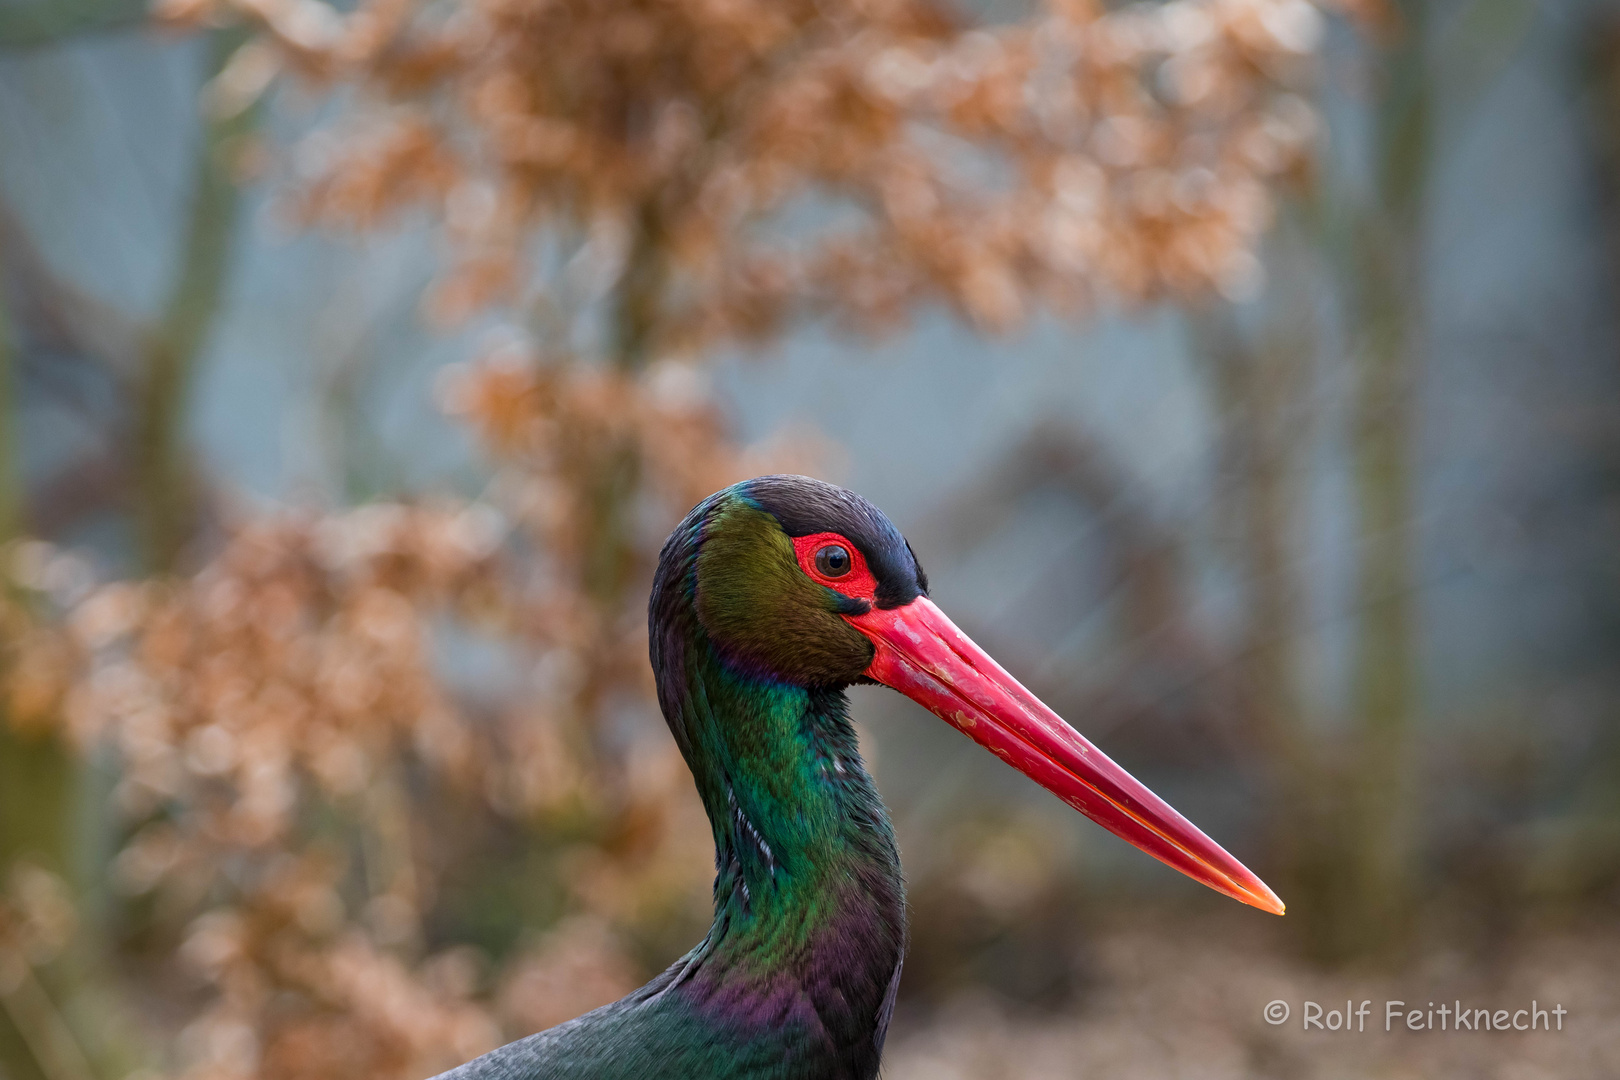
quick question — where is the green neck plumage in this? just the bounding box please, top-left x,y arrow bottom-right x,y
677,651 -> 900,949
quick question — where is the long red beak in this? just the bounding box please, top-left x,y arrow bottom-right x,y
848,596 -> 1284,915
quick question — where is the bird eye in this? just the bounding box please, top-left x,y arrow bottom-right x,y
814,544 -> 852,578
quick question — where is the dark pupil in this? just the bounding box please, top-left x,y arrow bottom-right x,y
814,545 -> 851,578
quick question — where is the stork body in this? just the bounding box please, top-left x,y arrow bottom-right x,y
436,476 -> 1281,1080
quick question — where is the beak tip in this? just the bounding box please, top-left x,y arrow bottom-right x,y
1248,887 -> 1286,916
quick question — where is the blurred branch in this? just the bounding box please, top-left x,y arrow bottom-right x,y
0,201 -> 143,384
0,229 -> 18,543
610,201 -> 667,372
1189,301 -> 1312,767
1337,0 -> 1431,959
1570,8 -> 1620,899
930,420 -> 1182,645
0,964 -> 97,1080
0,199 -> 145,539
27,454 -> 129,539
928,420 -> 1235,748
135,29 -> 253,572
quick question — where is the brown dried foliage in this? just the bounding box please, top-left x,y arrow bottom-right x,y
167,0 -> 1331,340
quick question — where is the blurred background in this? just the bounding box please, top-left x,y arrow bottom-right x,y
0,0 -> 1617,1077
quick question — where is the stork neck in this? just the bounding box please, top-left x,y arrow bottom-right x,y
658,652 -> 906,1055
686,667 -> 900,929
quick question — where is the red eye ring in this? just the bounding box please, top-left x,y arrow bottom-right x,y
792,532 -> 879,601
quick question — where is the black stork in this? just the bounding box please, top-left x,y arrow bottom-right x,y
437,475 -> 1282,1080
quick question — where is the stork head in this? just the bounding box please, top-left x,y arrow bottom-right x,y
654,474 -> 1284,915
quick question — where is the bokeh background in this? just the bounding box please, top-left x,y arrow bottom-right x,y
1,0 -> 1618,1077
